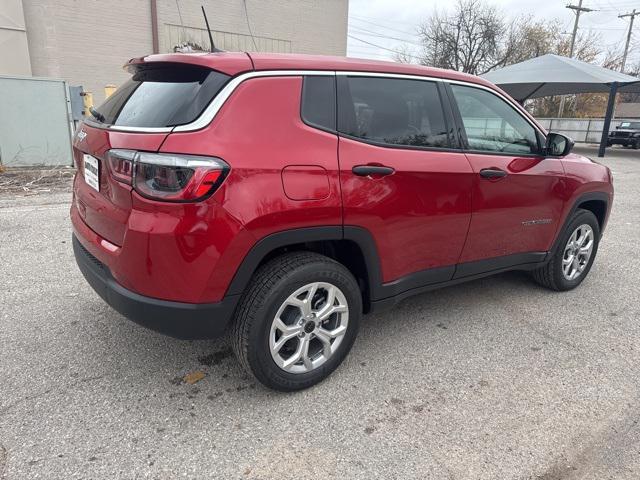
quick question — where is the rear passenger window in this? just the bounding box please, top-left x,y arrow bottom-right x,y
337,76 -> 450,148
301,76 -> 336,131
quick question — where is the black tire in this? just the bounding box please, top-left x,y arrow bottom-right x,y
231,252 -> 362,391
633,139 -> 639,150
532,209 -> 600,291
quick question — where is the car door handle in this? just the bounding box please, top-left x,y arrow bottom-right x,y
479,168 -> 507,179
352,165 -> 395,177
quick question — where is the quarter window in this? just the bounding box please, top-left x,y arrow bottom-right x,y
338,76 -> 450,149
450,84 -> 539,155
301,76 -> 336,131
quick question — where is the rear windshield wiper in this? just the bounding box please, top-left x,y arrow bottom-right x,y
89,107 -> 105,123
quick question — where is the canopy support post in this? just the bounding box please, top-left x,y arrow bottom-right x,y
598,82 -> 619,158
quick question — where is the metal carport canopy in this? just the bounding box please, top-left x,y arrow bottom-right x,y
481,54 -> 640,157
481,54 -> 640,101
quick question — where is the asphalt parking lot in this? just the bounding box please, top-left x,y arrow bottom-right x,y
1,146 -> 639,479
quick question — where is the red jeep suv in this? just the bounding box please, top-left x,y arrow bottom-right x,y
71,52 -> 613,390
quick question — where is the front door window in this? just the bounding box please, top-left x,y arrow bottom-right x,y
450,84 -> 539,155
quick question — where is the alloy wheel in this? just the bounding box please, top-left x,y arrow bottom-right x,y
562,224 -> 594,281
269,282 -> 349,374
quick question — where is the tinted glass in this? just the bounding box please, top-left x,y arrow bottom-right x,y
338,76 -> 449,148
620,122 -> 640,129
301,76 -> 336,131
94,65 -> 230,128
450,84 -> 539,154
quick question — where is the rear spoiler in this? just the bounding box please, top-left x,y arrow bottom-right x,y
124,52 -> 254,76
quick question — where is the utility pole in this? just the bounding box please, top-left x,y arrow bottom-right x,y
558,0 -> 595,117
567,0 -> 594,57
619,9 -> 639,73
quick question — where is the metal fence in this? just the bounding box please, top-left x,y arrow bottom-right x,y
536,118 -> 638,144
460,117 -> 638,145
0,75 -> 74,167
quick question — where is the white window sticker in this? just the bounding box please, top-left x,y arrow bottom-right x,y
83,154 -> 99,192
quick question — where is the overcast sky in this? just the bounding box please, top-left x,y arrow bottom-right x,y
347,0 -> 639,67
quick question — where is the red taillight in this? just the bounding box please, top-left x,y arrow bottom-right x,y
105,149 -> 228,202
194,170 -> 223,197
106,150 -> 136,184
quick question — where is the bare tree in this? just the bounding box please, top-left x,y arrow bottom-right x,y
416,1 -> 602,74
410,0 -> 634,117
392,45 -> 418,64
417,0 -> 505,75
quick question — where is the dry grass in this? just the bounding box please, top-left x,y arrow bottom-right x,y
0,166 -> 75,197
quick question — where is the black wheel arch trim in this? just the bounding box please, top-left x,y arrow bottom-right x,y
226,226 -> 344,296
225,226 -> 387,301
551,191 -> 610,255
225,225 -> 555,306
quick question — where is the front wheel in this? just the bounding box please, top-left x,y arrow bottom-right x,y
532,209 -> 601,291
231,252 -> 362,391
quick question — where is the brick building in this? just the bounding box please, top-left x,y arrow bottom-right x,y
1,0 -> 349,102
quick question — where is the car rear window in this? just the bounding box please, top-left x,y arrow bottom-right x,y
94,64 -> 230,128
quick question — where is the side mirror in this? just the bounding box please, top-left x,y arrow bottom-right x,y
545,132 -> 574,157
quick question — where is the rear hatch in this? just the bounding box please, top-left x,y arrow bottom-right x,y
73,63 -> 231,246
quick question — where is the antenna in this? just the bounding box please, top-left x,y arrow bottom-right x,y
201,5 -> 217,52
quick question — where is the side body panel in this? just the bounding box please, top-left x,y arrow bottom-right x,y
73,75 -> 341,303
338,138 -> 473,284
159,76 -> 342,302
556,154 -> 614,234
458,154 -> 567,263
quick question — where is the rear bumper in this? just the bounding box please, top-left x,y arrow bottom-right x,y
73,235 -> 240,339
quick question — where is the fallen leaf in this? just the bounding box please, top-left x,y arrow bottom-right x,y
183,371 -> 206,385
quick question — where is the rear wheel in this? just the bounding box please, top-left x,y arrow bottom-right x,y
231,252 -> 362,391
532,209 -> 600,291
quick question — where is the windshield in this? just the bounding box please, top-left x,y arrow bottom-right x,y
619,122 -> 640,129
93,64 -> 230,128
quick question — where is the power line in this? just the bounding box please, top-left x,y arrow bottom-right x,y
242,0 -> 258,51
348,35 -> 404,54
349,16 -> 420,36
350,13 -> 420,27
348,26 -> 423,47
349,24 -> 420,42
347,34 -> 421,60
174,0 -> 186,38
